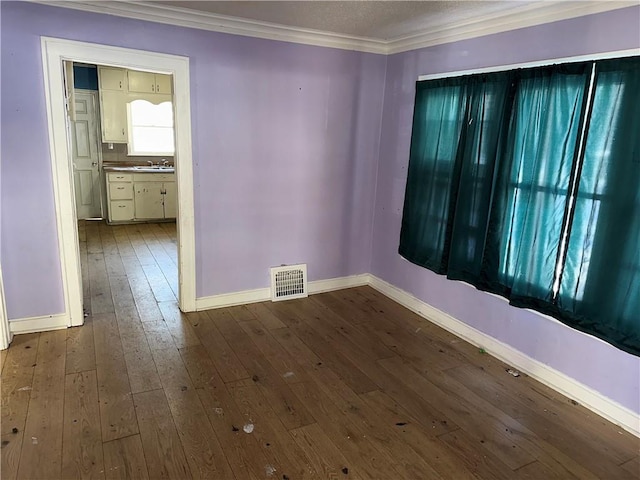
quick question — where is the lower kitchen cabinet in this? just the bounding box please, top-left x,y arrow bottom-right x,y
134,173 -> 176,220
110,200 -> 135,221
105,170 -> 176,223
163,181 -> 177,218
106,172 -> 134,222
134,181 -> 165,219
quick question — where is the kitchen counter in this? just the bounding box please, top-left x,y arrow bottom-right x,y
103,165 -> 175,173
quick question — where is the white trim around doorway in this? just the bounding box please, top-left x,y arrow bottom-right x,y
0,265 -> 12,350
39,36 -> 196,331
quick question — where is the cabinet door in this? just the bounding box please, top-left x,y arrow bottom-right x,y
128,70 -> 156,94
163,182 -> 177,219
98,67 -> 126,91
134,182 -> 164,219
100,90 -> 127,143
155,74 -> 173,95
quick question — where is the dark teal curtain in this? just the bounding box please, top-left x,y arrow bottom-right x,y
399,56 -> 640,356
446,73 -> 515,283
486,65 -> 590,303
557,57 -> 640,354
399,78 -> 468,272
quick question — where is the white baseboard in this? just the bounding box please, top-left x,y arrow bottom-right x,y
368,274 -> 640,438
195,287 -> 271,311
195,273 -> 370,311
308,273 -> 370,294
9,313 -> 69,335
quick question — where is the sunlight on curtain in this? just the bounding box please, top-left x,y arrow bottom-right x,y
492,66 -> 588,303
558,57 -> 640,353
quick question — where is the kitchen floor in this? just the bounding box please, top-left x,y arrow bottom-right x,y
1,220 -> 638,479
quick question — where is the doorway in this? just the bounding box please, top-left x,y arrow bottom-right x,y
37,37 -> 196,332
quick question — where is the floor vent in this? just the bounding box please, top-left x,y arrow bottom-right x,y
270,264 -> 308,302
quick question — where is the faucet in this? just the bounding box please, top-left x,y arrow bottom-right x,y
161,159 -> 170,167
147,160 -> 154,167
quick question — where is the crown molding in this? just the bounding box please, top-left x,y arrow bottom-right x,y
32,0 -> 388,54
32,1 -> 636,55
386,1 -> 638,54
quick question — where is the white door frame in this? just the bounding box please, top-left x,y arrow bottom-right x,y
39,36 -> 196,329
0,265 -> 11,350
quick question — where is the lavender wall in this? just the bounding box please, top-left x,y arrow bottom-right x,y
0,2 -> 386,318
372,6 -> 640,414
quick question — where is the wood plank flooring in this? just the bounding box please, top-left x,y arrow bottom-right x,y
1,220 -> 638,479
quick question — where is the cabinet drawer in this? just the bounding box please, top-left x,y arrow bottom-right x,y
107,172 -> 133,182
109,200 -> 134,221
109,182 -> 133,200
133,173 -> 175,182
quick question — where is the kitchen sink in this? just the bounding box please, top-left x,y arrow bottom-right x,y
132,165 -> 174,170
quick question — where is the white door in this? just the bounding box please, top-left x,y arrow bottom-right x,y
71,91 -> 102,219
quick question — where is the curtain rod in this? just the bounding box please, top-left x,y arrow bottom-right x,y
418,48 -> 639,81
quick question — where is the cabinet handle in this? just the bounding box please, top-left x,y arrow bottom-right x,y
117,187 -> 124,190
119,81 -> 122,89
118,205 -> 126,208
152,84 -> 155,92
122,128 -> 125,136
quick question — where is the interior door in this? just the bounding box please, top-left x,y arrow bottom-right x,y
71,90 -> 102,219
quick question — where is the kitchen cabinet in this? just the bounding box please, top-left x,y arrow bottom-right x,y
98,66 -> 126,91
133,173 -> 176,220
98,67 -> 173,144
98,67 -> 128,143
99,90 -> 127,143
128,70 -> 172,95
163,181 -> 177,218
105,171 -> 175,223
106,172 -> 134,222
134,182 -> 164,219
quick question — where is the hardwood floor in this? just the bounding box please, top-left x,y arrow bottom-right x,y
2,220 -> 638,479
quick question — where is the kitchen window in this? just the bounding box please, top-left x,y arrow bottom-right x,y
127,99 -> 175,156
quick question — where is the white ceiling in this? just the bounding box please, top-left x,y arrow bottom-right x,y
148,1 -> 537,41
41,1 -> 636,54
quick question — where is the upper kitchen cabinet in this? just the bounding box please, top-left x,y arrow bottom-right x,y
128,70 -> 172,95
97,66 -> 173,144
98,66 -> 126,91
98,66 -> 128,143
100,90 -> 127,143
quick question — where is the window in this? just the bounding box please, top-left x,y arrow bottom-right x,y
400,56 -> 640,355
127,99 -> 174,156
